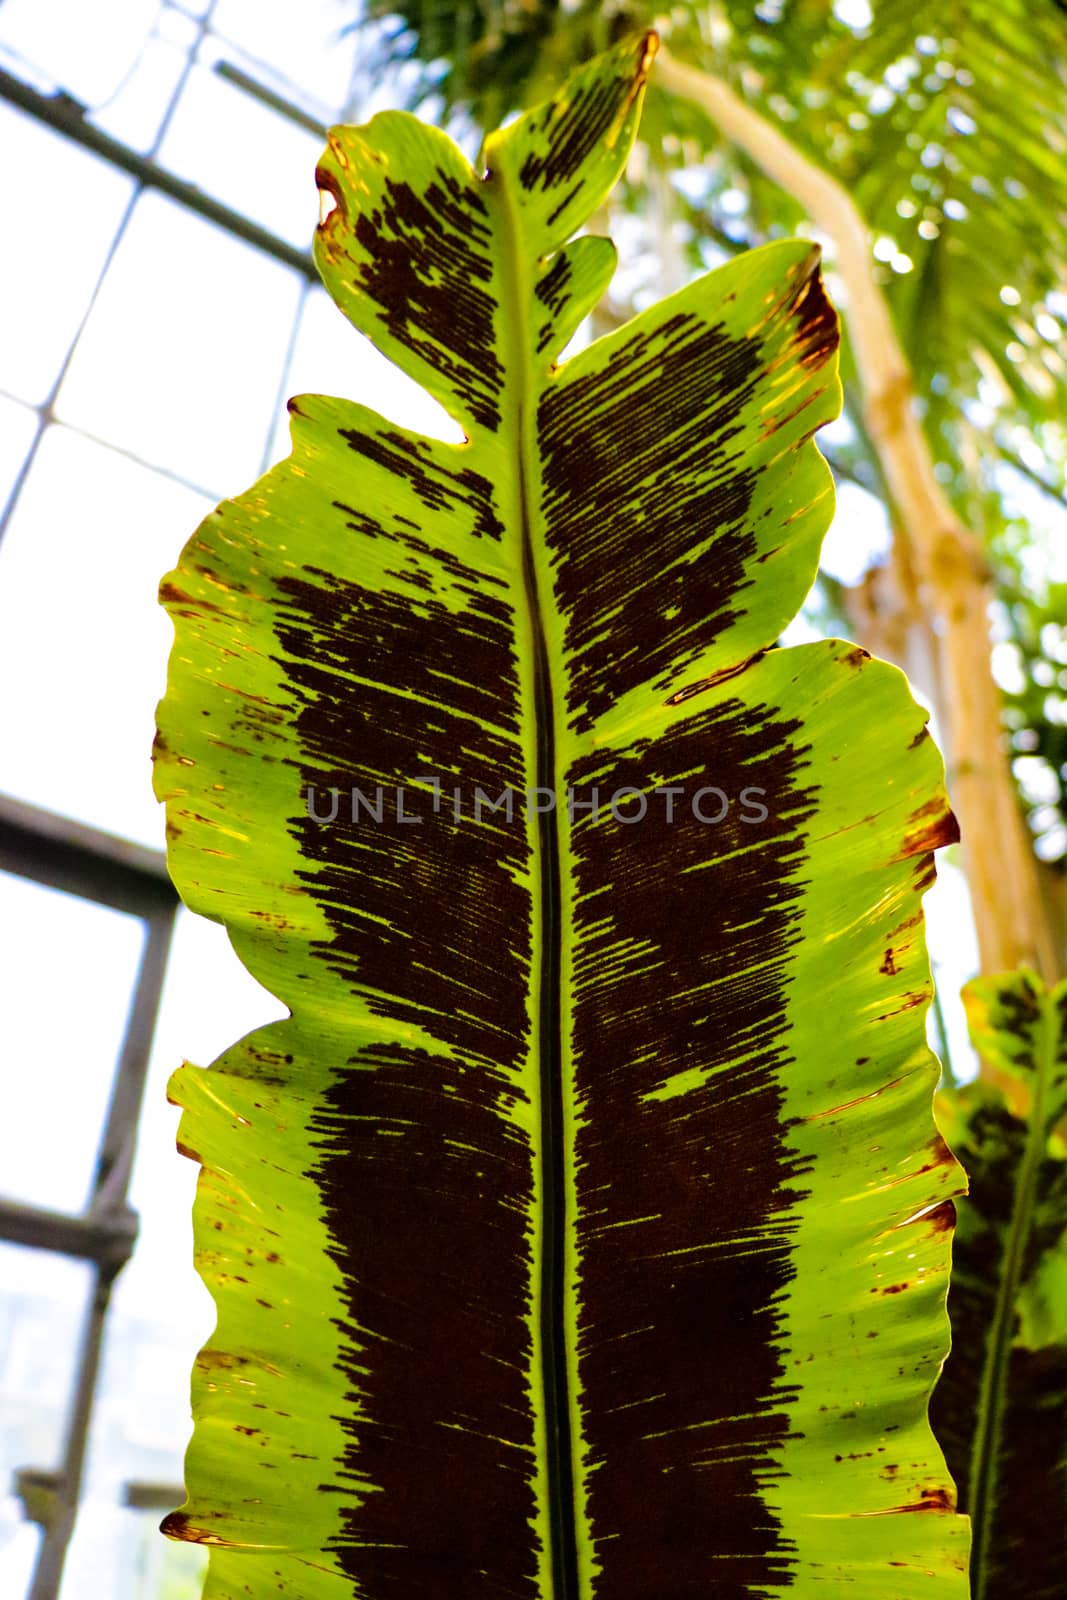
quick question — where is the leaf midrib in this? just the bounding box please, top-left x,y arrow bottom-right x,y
967,992 -> 1054,1599
488,163 -> 578,1600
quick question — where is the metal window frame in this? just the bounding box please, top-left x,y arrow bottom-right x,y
0,66 -> 318,284
0,797 -> 177,1600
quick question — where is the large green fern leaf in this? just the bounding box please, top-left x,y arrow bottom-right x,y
154,35 -> 969,1599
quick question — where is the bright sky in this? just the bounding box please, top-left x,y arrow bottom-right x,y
0,4 -> 982,1596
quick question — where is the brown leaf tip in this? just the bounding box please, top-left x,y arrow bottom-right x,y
789,252 -> 841,368
638,31 -> 660,80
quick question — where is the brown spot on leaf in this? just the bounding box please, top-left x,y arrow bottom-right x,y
159,580 -> 227,618
923,1198 -> 957,1233
852,1485 -> 954,1517
196,1350 -> 282,1379
760,392 -> 820,438
806,1072 -> 911,1120
931,1132 -> 955,1166
665,649 -> 766,706
902,1487 -> 955,1513
160,1512 -> 235,1546
898,796 -> 960,857
249,910 -> 295,931
875,990 -> 927,1020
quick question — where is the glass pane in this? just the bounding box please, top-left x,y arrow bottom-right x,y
127,1513 -> 210,1600
0,0 -> 155,107
211,0 -> 359,115
0,873 -> 145,1213
90,36 -> 192,154
119,906 -> 286,1353
58,1505 -> 207,1600
0,1520 -> 38,1600
0,1245 -> 93,1598
56,191 -> 304,492
925,857 -> 980,1082
267,284 -> 464,464
157,62 -> 324,249
57,910 -> 284,1600
0,426 -> 213,846
0,394 -> 39,510
158,5 -> 202,50
819,480 -> 892,585
0,107 -> 134,406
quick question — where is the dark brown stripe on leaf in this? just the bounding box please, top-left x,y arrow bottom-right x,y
569,697 -> 816,1596
312,1042 -> 540,1600
542,313 -> 760,734
278,562 -> 526,1056
517,42 -> 651,192
317,147 -> 502,432
540,265 -> 837,735
273,547 -> 540,1595
337,427 -> 505,536
518,76 -> 633,192
536,251 -> 574,357
534,235 -> 617,364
